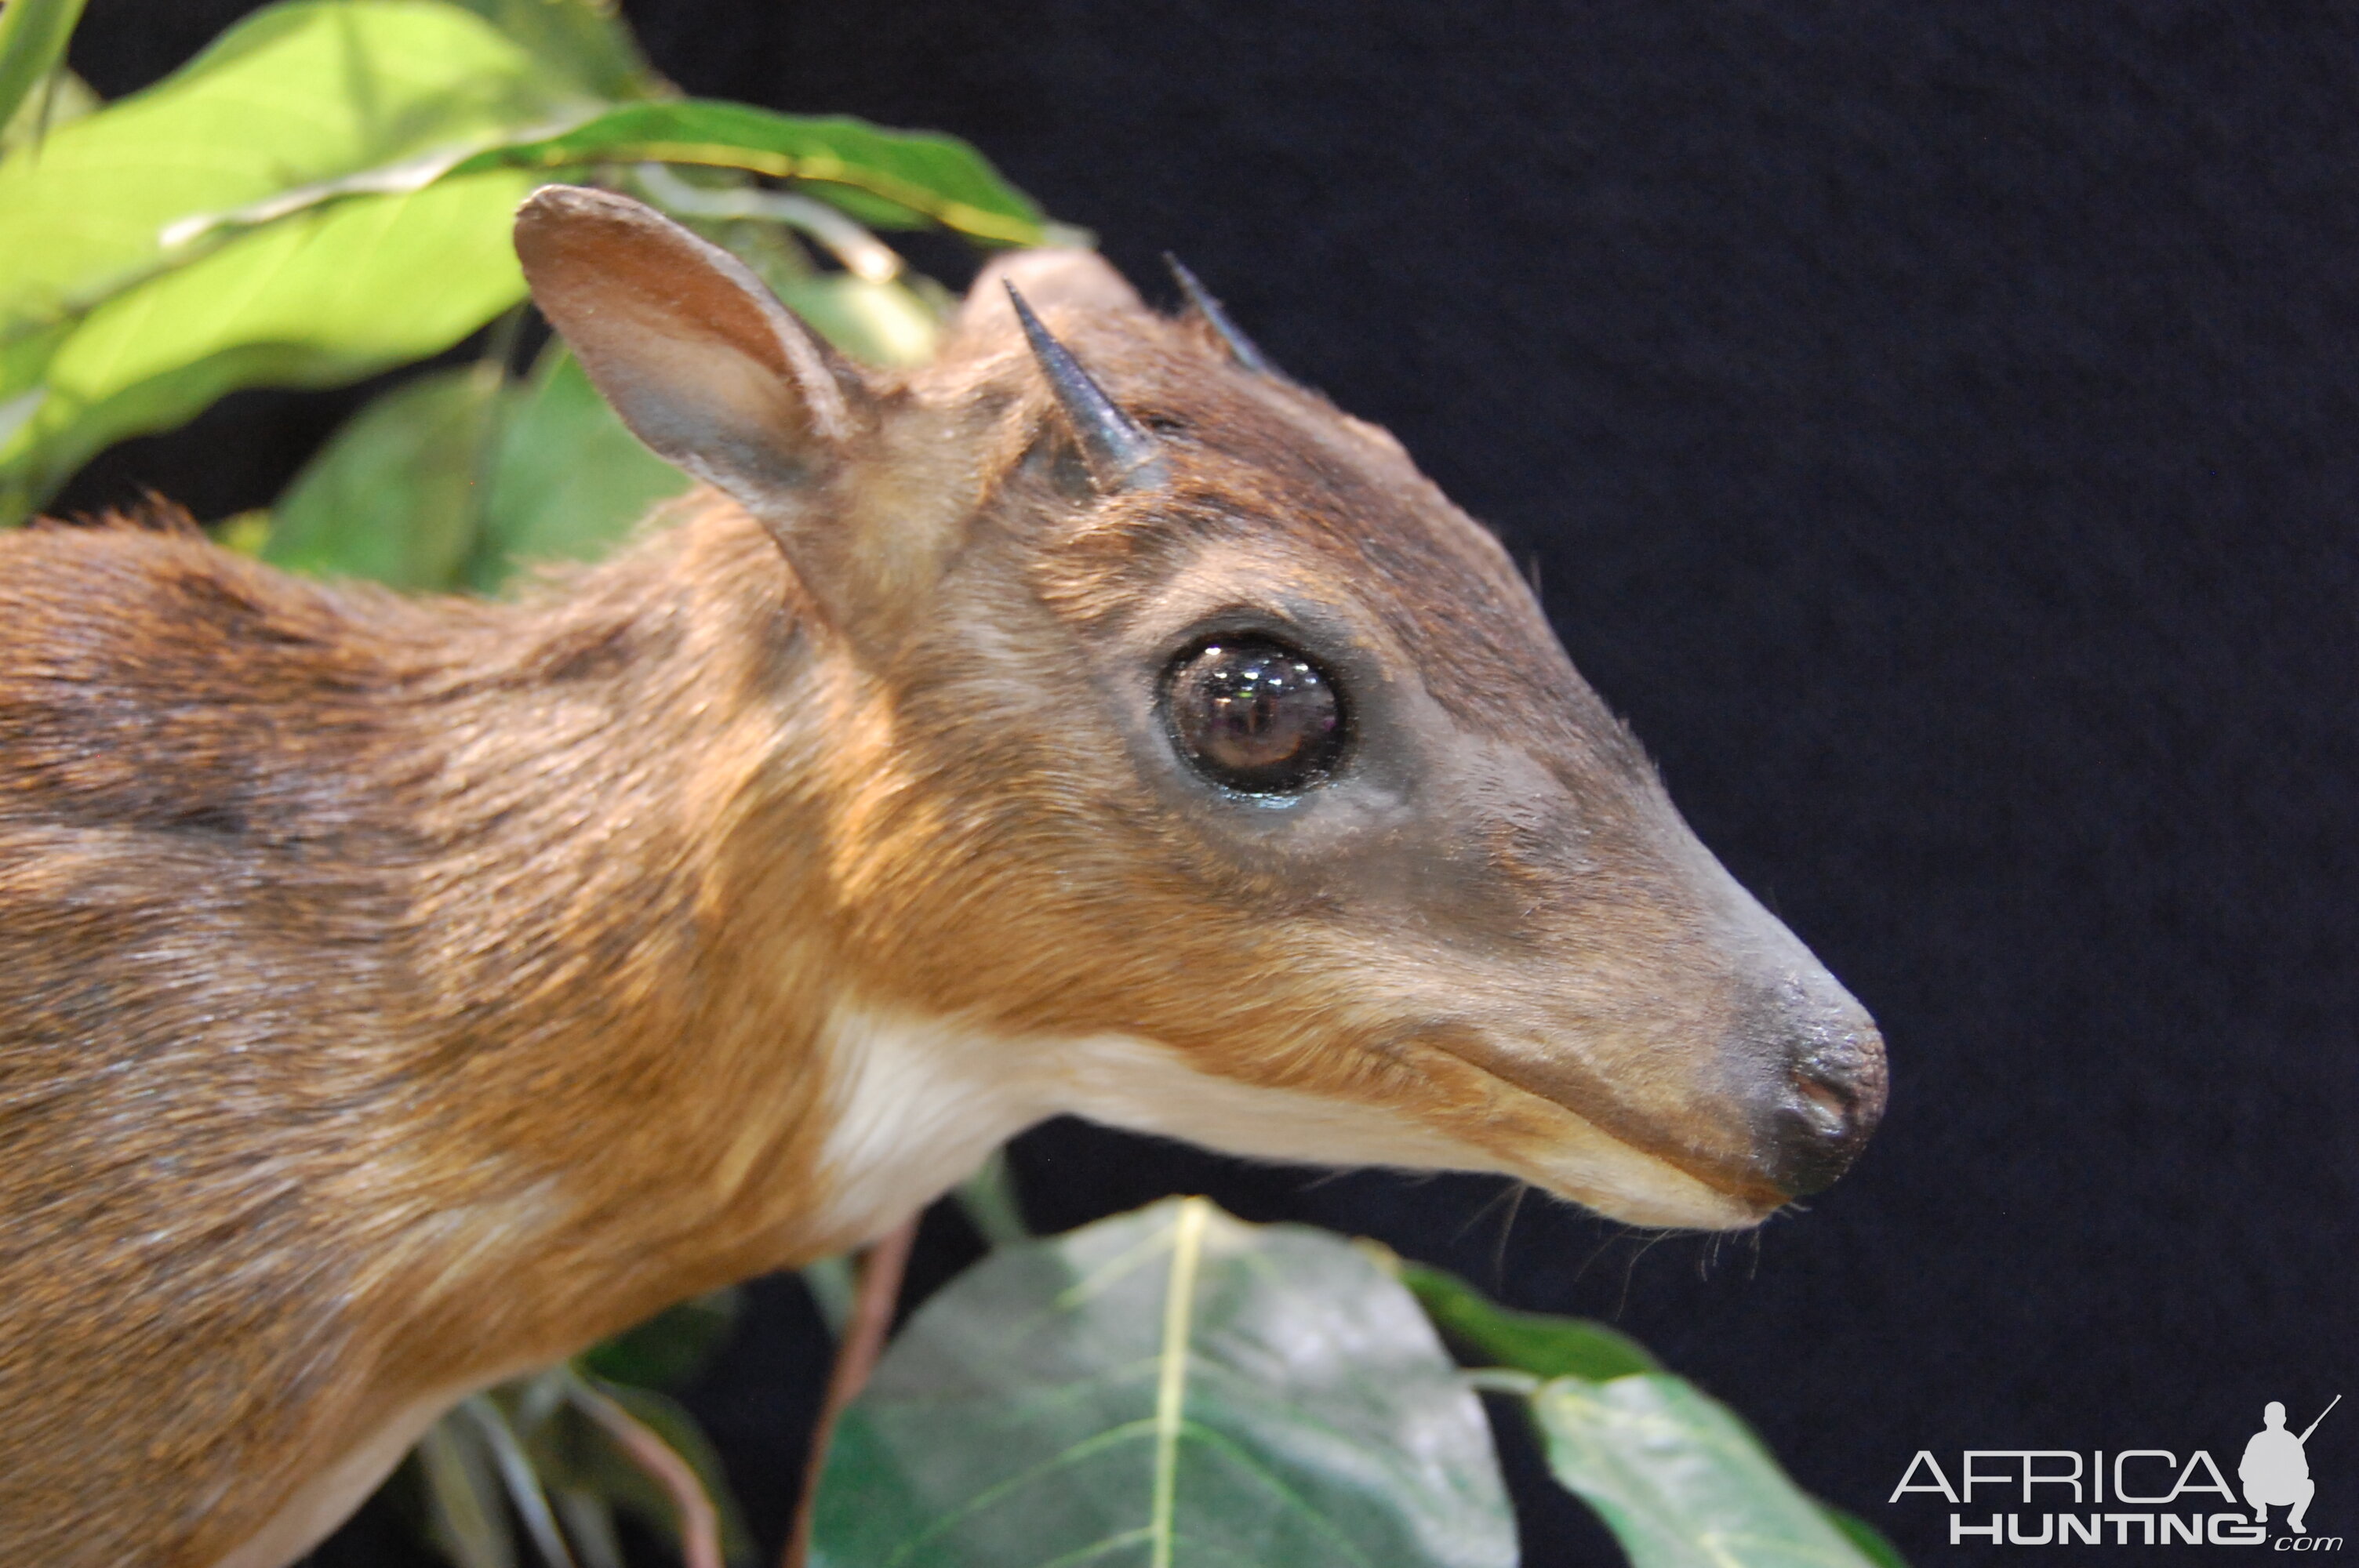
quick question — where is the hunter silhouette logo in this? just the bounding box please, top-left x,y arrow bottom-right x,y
2245,1397 -> 2339,1537
1889,1395 -> 2342,1549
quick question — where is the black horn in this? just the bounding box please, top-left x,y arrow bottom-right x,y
1165,254 -> 1275,377
1006,283 -> 1165,492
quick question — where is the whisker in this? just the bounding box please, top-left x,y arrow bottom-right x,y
1451,1178 -> 1522,1246
1570,1223 -> 1627,1289
1614,1229 -> 1670,1319
1488,1184 -> 1528,1290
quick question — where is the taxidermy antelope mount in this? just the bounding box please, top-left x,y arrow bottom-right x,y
0,186 -> 1887,1567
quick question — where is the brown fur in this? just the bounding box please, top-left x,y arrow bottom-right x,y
0,194 -> 1881,1564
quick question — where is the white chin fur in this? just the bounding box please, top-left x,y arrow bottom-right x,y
806,999 -> 1761,1241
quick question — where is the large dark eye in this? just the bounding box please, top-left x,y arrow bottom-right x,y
1163,635 -> 1347,793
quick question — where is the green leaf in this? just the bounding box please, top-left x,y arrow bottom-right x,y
441,0 -> 656,102
0,0 -> 587,517
455,1395 -> 578,1568
0,0 -> 85,142
449,101 -> 1045,245
952,1145 -> 1031,1249
1398,1261 -> 1663,1381
415,1414 -> 519,1568
175,100 -> 1051,253
264,363 -> 506,590
1530,1374 -> 1892,1568
1821,1504 -> 1910,1568
801,1254 -> 856,1339
552,1488 -> 627,1568
812,1196 -> 1517,1568
470,341 -> 689,592
0,0 -> 578,336
575,1287 -> 743,1392
2,169 -> 536,521
776,274 -> 943,368
257,335 -> 692,596
0,67 -> 97,160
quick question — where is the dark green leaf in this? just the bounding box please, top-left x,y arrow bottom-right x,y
1530,1374 -> 1888,1568
576,1288 -> 743,1392
1398,1261 -> 1663,1381
951,1145 -> 1030,1248
812,1196 -> 1516,1568
264,364 -> 506,590
469,342 -> 690,592
801,1254 -> 856,1339
0,0 -> 85,143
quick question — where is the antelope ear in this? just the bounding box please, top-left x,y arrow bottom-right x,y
513,183 -> 870,546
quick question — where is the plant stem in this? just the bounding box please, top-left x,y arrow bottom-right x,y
566,1377 -> 723,1568
782,1214 -> 920,1568
459,1396 -> 579,1568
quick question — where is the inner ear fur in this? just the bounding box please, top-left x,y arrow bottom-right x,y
513,184 -> 883,619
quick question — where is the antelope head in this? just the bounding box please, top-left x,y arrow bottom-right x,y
514,186 -> 1887,1235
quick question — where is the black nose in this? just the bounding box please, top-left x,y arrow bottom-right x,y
1761,982 -> 1888,1198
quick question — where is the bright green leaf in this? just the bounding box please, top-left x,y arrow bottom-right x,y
1821,1504 -> 1910,1568
471,341 -> 689,592
1398,1261 -> 1663,1382
0,0 -> 85,142
0,66 -> 96,159
777,274 -> 943,368
264,363 -> 504,590
0,0 -> 579,336
812,1196 -> 1517,1568
2,169 -> 536,520
1531,1374 -> 1892,1568
211,509 -> 272,556
442,0 -> 656,102
449,101 -> 1045,245
175,100 -> 1051,254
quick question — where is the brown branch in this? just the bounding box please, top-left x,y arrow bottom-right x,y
568,1377 -> 724,1568
783,1214 -> 921,1568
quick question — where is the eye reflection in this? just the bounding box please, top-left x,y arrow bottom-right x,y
1163,635 -> 1346,793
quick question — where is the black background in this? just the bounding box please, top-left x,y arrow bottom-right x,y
62,4 -> 2357,1565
